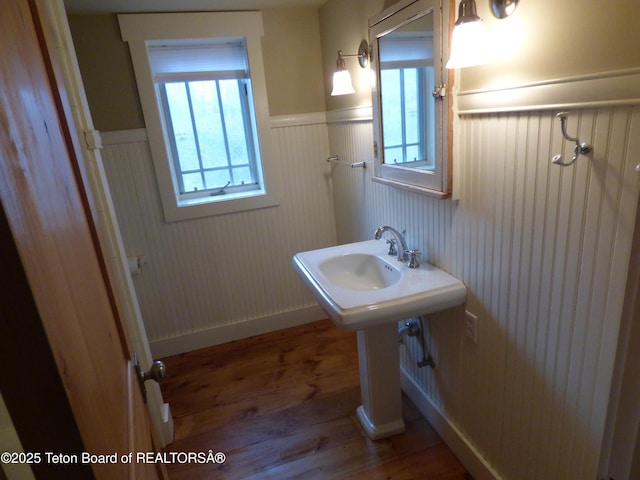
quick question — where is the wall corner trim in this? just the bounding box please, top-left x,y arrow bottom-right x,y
457,68 -> 640,114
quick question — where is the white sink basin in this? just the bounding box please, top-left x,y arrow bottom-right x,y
293,240 -> 467,331
318,253 -> 402,290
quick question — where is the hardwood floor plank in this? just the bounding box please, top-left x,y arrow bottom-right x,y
160,320 -> 470,479
166,386 -> 362,451
344,443 -> 470,480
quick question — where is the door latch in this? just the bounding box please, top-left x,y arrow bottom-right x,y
432,84 -> 446,99
133,352 -> 167,402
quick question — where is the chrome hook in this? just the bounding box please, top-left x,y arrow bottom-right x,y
551,112 -> 591,167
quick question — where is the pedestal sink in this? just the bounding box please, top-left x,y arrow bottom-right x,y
293,239 -> 466,440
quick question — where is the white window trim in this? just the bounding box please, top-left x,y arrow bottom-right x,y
119,12 -> 280,222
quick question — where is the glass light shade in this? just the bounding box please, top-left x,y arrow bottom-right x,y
445,20 -> 492,69
331,69 -> 355,96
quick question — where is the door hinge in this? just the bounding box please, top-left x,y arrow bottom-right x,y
84,130 -> 103,150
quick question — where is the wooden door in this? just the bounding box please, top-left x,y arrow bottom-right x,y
0,1 -> 162,478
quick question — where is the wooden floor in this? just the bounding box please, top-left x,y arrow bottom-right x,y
160,320 -> 471,480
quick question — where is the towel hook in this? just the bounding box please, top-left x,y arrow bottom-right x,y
551,112 -> 591,167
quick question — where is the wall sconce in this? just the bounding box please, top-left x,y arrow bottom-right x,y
446,0 -> 520,69
331,40 -> 370,96
490,0 -> 519,19
446,0 -> 491,69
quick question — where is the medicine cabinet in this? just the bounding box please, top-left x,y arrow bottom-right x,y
369,0 -> 452,197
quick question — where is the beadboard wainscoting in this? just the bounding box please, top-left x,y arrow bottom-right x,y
327,107 -> 640,480
100,114 -> 336,357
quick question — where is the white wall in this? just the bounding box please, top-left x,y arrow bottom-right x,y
93,0 -> 640,477
319,0 -> 640,477
100,116 -> 335,356
328,107 -> 640,479
602,201 -> 640,479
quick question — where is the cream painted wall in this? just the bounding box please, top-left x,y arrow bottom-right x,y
319,0 -> 640,102
66,7 -> 336,355
459,0 -> 640,92
66,1 -> 640,477
328,106 -> 640,480
261,8 -> 326,115
319,0 -> 386,111
67,7 -> 326,129
320,0 -> 640,479
67,14 -> 144,131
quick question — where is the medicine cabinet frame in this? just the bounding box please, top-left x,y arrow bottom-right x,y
369,0 -> 453,198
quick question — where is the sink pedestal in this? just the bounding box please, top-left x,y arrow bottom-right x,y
356,323 -> 405,440
293,239 -> 467,439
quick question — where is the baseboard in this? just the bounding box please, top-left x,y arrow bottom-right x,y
149,305 -> 326,358
400,368 -> 503,480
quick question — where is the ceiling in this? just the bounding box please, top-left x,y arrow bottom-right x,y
64,0 -> 327,14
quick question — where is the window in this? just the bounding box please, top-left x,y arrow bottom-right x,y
160,79 -> 259,196
119,12 -> 279,221
380,65 -> 435,169
150,40 -> 263,200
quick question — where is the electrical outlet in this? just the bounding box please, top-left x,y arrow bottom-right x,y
465,310 -> 478,344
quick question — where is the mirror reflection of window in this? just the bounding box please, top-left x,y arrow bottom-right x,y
378,13 -> 435,171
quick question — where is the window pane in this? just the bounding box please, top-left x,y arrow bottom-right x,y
232,166 -> 253,185
204,170 -> 230,189
189,81 -> 227,169
406,145 -> 420,163
380,69 -> 402,147
385,146 -> 403,164
404,68 -> 419,145
182,172 -> 204,192
219,80 -> 250,167
165,83 -> 200,173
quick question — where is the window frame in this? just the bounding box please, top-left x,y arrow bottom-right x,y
119,12 -> 280,222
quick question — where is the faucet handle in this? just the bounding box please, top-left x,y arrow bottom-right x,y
386,238 -> 397,256
407,249 -> 421,269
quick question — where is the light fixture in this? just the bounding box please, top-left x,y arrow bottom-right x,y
490,0 -> 519,19
446,0 -> 491,69
331,40 -> 369,96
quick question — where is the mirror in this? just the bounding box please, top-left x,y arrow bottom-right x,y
379,14 -> 435,170
370,0 -> 450,197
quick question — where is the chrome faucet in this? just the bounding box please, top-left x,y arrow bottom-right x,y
374,226 -> 409,262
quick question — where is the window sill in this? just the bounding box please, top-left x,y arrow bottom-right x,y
163,189 -> 279,222
178,187 -> 265,207
372,176 -> 451,199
